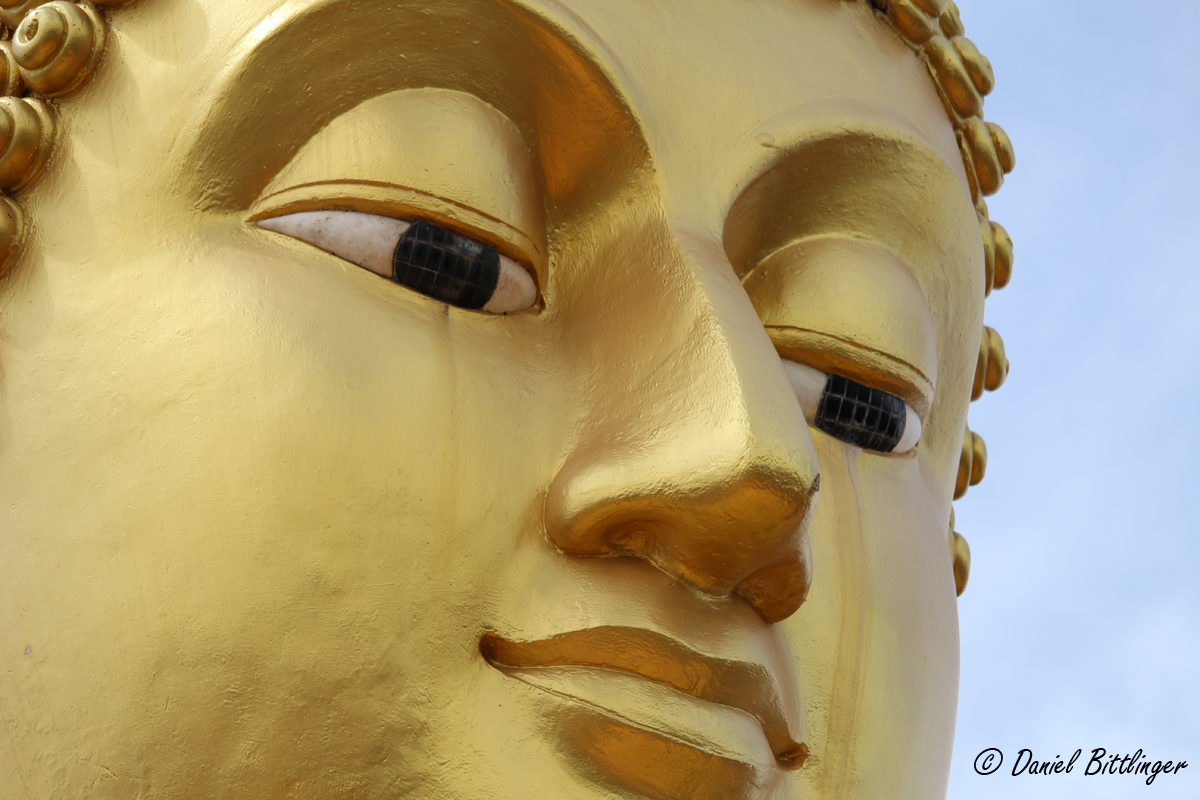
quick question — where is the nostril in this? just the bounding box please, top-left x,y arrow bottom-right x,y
541,276 -> 823,622
604,524 -> 654,557
546,452 -> 818,622
735,556 -> 813,624
733,478 -> 817,623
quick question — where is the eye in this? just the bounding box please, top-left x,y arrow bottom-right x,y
257,210 -> 538,314
782,360 -> 921,454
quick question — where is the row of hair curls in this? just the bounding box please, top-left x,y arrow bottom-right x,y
0,0 -> 134,275
862,0 -> 1017,594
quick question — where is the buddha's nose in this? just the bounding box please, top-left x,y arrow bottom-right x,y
543,227 -> 821,624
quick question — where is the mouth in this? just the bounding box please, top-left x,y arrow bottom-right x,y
480,626 -> 807,773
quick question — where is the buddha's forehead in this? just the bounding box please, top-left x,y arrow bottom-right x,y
525,0 -> 968,216
149,0 -> 965,222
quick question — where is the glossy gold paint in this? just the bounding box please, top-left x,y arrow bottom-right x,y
0,0 -> 1011,798
252,89 -> 548,274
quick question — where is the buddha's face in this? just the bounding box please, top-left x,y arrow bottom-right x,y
0,0 -> 984,798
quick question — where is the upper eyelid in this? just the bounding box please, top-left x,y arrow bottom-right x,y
246,181 -> 543,279
243,88 -> 547,264
257,209 -> 539,314
770,328 -> 932,421
255,208 -> 532,280
740,235 -> 938,419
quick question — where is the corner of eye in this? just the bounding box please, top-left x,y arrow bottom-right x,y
780,359 -> 828,419
482,253 -> 539,314
254,209 -> 332,237
254,209 -> 409,239
253,210 -> 410,277
893,405 -> 922,454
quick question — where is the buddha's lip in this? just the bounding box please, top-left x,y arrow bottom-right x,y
479,625 -> 806,769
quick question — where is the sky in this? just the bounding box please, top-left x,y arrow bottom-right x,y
945,2 -> 1200,798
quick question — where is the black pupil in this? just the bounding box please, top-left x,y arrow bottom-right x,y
391,221 -> 500,310
815,374 -> 907,452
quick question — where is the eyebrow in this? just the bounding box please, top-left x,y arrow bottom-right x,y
175,0 -> 646,214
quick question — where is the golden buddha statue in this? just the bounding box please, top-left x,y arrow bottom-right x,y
0,0 -> 1013,798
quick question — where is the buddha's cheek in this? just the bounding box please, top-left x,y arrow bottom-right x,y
0,221 -> 564,795
780,431 -> 959,800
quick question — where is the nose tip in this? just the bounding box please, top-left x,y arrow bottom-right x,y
542,222 -> 821,624
544,439 -> 819,624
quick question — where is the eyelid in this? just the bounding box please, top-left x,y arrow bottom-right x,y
782,359 -> 825,421
257,210 -> 538,314
770,327 -> 932,420
247,180 -> 544,284
258,210 -> 409,279
741,235 -> 937,418
243,87 -> 546,259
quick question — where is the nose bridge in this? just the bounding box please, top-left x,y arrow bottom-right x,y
544,223 -> 821,624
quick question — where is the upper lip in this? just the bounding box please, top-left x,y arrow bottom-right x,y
480,625 -> 805,768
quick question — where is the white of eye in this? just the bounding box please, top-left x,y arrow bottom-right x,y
893,406 -> 921,454
782,359 -> 827,423
258,210 -> 408,278
483,249 -> 538,314
256,210 -> 538,314
781,358 -> 922,454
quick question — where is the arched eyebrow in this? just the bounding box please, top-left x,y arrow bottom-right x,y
173,0 -> 647,215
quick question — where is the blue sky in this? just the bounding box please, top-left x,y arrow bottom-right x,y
947,2 -> 1200,798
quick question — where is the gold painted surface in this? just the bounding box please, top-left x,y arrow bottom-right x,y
950,531 -> 972,597
744,235 -> 938,415
254,88 -> 547,270
0,0 -> 1014,798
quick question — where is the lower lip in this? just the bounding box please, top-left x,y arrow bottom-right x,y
508,665 -> 775,766
495,665 -> 790,800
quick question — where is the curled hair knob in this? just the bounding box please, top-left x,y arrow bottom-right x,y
0,0 -> 47,31
0,193 -> 23,278
949,530 -> 971,596
13,1 -> 107,98
971,326 -> 1009,401
885,0 -> 939,44
954,428 -> 987,499
0,42 -> 25,98
0,96 -> 55,192
939,0 -> 965,37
